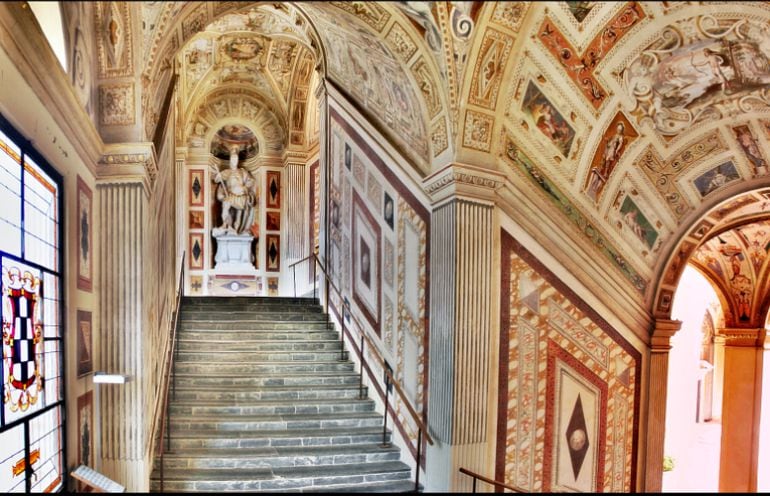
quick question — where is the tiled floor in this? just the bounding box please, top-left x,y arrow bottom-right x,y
662,420 -> 721,492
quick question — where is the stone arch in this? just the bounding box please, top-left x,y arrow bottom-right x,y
186,92 -> 286,159
653,188 -> 770,323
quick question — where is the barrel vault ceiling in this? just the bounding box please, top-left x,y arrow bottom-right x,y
86,1 -> 770,322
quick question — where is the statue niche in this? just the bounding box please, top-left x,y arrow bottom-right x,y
209,125 -> 259,271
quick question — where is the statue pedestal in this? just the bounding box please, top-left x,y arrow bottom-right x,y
212,230 -> 255,272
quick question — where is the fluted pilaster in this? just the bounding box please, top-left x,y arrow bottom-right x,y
97,178 -> 147,490
643,319 -> 681,492
424,164 -> 502,492
284,162 -> 307,260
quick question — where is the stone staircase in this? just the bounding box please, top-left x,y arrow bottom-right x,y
150,296 -> 415,492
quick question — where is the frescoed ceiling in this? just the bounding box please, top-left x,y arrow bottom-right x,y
90,2 -> 770,321
477,2 -> 770,309
691,217 -> 770,327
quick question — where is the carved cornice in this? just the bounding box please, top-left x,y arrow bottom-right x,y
650,319 -> 682,352
718,328 -> 766,348
422,163 -> 505,206
96,143 -> 158,196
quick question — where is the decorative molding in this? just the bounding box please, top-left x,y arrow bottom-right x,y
422,163 -> 505,205
96,143 -> 158,194
718,327 -> 765,347
650,319 -> 682,351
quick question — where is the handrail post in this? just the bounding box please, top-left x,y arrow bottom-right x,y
381,372 -> 391,447
340,315 -> 346,362
415,428 -> 422,492
359,332 -> 365,399
472,476 -> 477,493
293,265 -> 296,297
313,257 -> 317,301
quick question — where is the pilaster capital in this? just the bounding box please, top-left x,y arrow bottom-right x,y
282,148 -> 309,166
96,142 -> 157,196
422,163 -> 505,206
650,319 -> 682,352
718,327 -> 766,348
175,146 -> 188,161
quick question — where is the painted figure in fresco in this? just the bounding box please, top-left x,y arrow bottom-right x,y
623,208 -> 646,243
705,165 -> 729,195
735,127 -> 768,174
212,145 -> 256,235
587,121 -> 627,200
733,274 -> 752,321
703,47 -> 731,93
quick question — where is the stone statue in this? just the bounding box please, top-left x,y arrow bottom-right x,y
211,145 -> 256,236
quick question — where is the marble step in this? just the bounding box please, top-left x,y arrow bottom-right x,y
173,360 -> 355,375
181,304 -> 324,313
169,398 -> 374,416
166,426 -> 392,450
280,480 -> 418,493
171,372 -> 360,388
149,461 -> 411,492
180,312 -> 330,322
176,349 -> 349,363
177,339 -> 343,352
153,443 -> 400,470
169,411 -> 384,432
180,321 -> 335,331
183,296 -> 318,306
171,384 -> 368,402
178,330 -> 339,341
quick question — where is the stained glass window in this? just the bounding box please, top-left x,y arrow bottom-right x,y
0,116 -> 63,493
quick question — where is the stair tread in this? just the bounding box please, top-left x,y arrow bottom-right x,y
172,397 -> 371,405
172,383 -> 360,390
167,426 -> 388,438
159,443 -> 398,458
154,461 -> 410,480
171,411 -> 380,420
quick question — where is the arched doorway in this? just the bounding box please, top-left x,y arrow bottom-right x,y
653,190 -> 770,492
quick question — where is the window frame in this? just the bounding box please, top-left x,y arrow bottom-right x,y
0,112 -> 66,493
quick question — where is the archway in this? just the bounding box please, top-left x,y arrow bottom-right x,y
652,189 -> 770,492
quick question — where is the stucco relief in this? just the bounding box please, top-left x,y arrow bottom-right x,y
625,15 -> 770,136
95,1 -> 133,78
635,131 -> 727,220
99,83 -> 135,126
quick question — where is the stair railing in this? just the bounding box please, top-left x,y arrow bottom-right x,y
458,467 -> 523,493
288,253 -> 319,302
155,252 -> 186,493
291,252 -> 434,492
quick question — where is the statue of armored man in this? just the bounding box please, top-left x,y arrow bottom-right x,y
211,145 -> 256,236
211,145 -> 257,271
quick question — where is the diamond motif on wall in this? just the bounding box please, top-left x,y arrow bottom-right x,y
192,239 -> 201,261
565,394 -> 589,480
270,178 -> 278,200
269,242 -> 278,263
192,176 -> 201,197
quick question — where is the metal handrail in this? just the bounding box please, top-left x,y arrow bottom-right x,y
293,252 -> 433,491
155,252 -> 186,492
459,468 -> 523,493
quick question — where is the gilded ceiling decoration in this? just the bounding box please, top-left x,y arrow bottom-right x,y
492,1 -> 770,306
625,15 -> 770,137
83,1 -> 770,317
